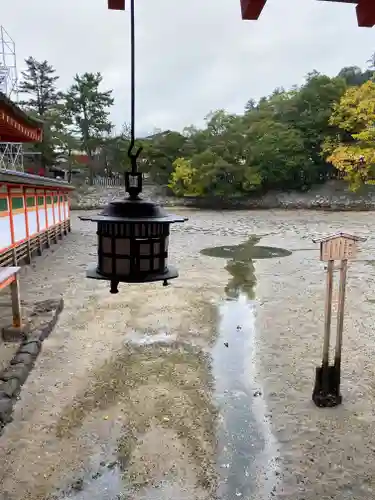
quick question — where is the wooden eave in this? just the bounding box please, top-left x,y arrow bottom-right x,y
0,92 -> 43,143
0,169 -> 75,190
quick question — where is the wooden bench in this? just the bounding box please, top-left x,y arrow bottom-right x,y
0,267 -> 22,337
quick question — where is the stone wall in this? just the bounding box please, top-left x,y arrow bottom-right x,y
70,180 -> 375,211
70,182 -> 171,210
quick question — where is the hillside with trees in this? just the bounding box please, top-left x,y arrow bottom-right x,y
18,55 -> 374,197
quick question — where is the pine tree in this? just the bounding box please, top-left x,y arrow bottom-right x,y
18,57 -> 60,116
65,72 -> 114,182
18,57 -> 61,170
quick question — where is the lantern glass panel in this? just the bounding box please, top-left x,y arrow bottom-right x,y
117,259 -> 131,275
116,239 -> 130,255
102,256 -> 113,275
154,241 -> 161,253
102,236 -> 112,253
139,242 -> 151,255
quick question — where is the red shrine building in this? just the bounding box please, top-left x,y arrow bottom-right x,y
0,92 -> 74,266
107,0 -> 374,28
0,92 -> 43,145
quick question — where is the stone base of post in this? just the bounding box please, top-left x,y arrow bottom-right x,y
312,365 -> 342,408
2,324 -> 29,343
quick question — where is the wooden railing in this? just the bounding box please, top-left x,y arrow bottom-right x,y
0,219 -> 71,268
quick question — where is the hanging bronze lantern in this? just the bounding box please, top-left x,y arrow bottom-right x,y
82,0 -> 187,293
80,172 -> 186,293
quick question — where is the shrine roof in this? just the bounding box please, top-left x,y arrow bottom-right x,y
0,92 -> 43,143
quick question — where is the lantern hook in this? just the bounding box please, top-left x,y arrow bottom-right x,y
127,140 -> 142,175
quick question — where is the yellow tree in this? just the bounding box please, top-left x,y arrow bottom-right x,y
168,158 -> 202,196
324,81 -> 375,190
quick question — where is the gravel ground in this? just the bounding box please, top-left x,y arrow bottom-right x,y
0,209 -> 374,500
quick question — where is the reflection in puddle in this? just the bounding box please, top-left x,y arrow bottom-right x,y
201,235 -> 291,302
200,235 -> 292,262
202,235 -> 291,498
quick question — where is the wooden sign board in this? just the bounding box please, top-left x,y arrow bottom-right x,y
313,232 -> 366,262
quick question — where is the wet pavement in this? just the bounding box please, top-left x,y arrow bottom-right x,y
48,235 -> 289,500
204,237 -> 290,498
1,209 -> 375,500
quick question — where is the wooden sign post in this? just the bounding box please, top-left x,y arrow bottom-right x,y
312,232 -> 366,407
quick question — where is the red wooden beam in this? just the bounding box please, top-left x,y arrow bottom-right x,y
240,0 -> 374,27
241,0 -> 267,20
108,0 -> 125,10
356,0 -> 375,27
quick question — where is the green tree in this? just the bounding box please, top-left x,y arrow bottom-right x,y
142,130 -> 187,184
64,72 -> 114,182
49,105 -> 81,182
18,57 -> 60,115
18,57 -> 61,170
244,119 -> 312,190
338,66 -> 374,86
101,125 -> 132,175
262,73 -> 347,182
131,55 -> 375,201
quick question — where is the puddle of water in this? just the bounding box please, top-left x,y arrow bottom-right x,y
201,235 -> 291,498
201,235 -> 292,263
214,296 -> 261,498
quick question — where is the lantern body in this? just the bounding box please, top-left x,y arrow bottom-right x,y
97,220 -> 170,280
81,197 -> 186,286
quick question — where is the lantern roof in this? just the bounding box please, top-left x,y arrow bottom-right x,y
0,92 -> 43,143
240,0 -> 374,27
80,197 -> 186,224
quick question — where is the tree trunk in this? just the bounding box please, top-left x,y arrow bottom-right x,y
88,154 -> 95,185
41,133 -> 48,177
67,150 -> 72,183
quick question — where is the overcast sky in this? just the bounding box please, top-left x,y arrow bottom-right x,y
1,0 -> 374,136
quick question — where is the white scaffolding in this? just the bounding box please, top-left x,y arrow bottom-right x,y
0,143 -> 23,170
0,26 -> 18,99
0,26 -> 23,172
